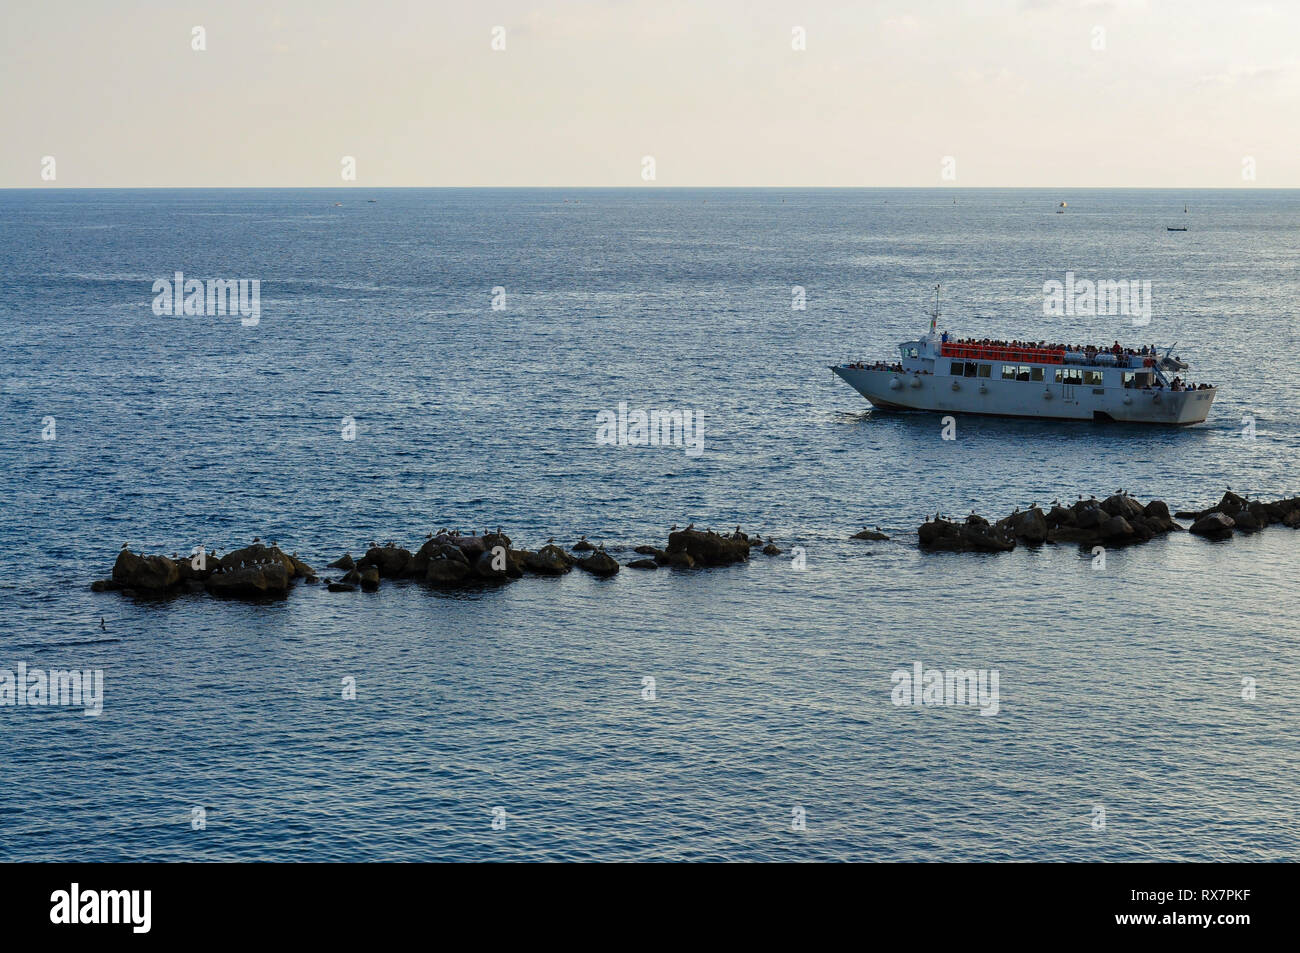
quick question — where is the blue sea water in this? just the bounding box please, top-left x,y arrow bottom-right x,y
1,187 -> 1297,861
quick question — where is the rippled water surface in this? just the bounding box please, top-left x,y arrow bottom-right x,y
1,188 -> 1298,860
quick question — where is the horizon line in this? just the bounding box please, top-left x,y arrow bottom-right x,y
4,185 -> 1298,192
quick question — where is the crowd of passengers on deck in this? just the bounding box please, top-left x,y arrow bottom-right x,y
845,360 -> 908,372
944,334 -> 1163,358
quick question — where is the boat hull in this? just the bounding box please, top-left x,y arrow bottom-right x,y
832,367 -> 1215,425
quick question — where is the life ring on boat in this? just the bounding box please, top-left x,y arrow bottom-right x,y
951,381 -> 960,391
1123,395 -> 1132,405
1043,389 -> 1053,400
889,378 -> 903,390
1144,357 -> 1155,367
910,377 -> 922,388
1153,392 -> 1161,403
979,384 -> 987,394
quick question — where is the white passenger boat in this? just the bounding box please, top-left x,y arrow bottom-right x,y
831,290 -> 1217,425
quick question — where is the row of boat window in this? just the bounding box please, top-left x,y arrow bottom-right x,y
949,361 -> 1105,385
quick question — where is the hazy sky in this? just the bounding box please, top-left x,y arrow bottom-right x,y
3,0 -> 1297,187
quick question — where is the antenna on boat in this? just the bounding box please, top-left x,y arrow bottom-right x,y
928,283 -> 941,333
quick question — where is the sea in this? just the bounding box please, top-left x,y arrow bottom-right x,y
1,187 -> 1297,861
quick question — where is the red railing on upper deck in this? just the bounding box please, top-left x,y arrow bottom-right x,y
939,343 -> 1066,365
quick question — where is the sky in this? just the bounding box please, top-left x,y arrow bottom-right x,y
2,0 -> 1297,188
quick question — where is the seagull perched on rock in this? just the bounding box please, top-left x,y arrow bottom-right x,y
253,536 -> 261,543
670,524 -> 678,531
685,523 -> 694,531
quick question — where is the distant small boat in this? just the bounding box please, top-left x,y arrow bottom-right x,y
1167,226 -> 1187,232
1056,201 -> 1066,214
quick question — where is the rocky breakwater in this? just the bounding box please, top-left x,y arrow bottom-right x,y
918,493 -> 1182,553
92,525 -> 788,599
628,526 -> 775,569
93,543 -> 316,597
1175,491 -> 1300,539
1038,494 -> 1182,547
915,489 -> 1300,555
918,514 -> 1016,552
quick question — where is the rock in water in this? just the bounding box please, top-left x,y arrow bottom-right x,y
1217,491 -> 1248,513
425,554 -> 472,586
1099,515 -> 1135,542
207,562 -> 290,597
327,553 -> 354,570
1190,512 -> 1235,538
474,550 -> 510,582
919,517 -> 1015,552
361,546 -> 411,578
112,550 -> 180,591
762,543 -> 781,555
221,543 -> 295,576
572,539 -> 596,552
288,555 -> 315,579
998,508 -> 1047,544
327,582 -> 356,593
1101,494 -> 1145,520
483,531 -> 512,552
1227,509 -> 1260,533
1143,500 -> 1172,522
522,545 -> 573,575
359,566 -> 380,591
626,558 -> 659,570
665,528 -> 749,566
577,551 -> 620,576
851,528 -> 889,541
433,534 -> 487,560
1046,505 -> 1075,528
1074,506 -> 1106,530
